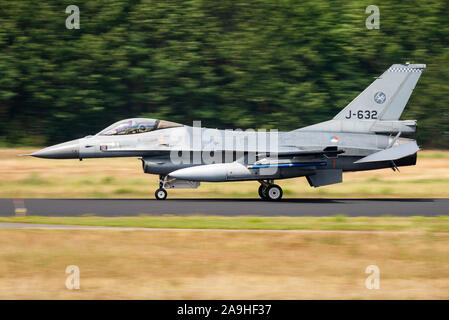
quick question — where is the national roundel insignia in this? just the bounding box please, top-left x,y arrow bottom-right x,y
374,91 -> 386,104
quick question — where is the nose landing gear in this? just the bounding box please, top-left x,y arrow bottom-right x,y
155,175 -> 168,200
258,180 -> 283,201
155,188 -> 167,200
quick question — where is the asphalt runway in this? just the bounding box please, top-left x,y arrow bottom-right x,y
0,198 -> 448,217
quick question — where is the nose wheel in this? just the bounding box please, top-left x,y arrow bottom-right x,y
155,175 -> 168,200
155,188 -> 167,200
258,181 -> 283,201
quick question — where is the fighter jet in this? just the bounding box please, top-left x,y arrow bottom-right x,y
27,63 -> 425,200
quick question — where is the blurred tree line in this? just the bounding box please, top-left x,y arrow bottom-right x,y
0,0 -> 448,147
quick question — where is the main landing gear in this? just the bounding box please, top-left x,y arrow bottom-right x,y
155,175 -> 168,200
258,180 -> 283,201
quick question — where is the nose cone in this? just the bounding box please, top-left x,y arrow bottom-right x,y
31,139 -> 80,159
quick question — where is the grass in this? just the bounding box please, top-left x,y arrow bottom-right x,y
18,173 -> 48,185
418,151 -> 449,159
0,229 -> 448,299
2,216 -> 449,232
1,148 -> 449,198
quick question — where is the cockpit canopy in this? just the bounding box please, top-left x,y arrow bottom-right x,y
97,118 -> 183,136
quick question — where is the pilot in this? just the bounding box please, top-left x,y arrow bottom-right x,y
138,125 -> 147,133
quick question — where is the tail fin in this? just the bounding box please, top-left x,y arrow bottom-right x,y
334,63 -> 426,121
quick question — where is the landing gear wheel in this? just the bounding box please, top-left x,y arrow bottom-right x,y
258,185 -> 268,200
266,184 -> 283,201
155,188 -> 167,200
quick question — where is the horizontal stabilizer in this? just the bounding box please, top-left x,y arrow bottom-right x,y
354,141 -> 419,164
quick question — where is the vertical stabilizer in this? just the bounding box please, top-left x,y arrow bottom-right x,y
333,63 -> 426,121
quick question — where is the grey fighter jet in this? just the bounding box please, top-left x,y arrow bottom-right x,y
27,63 -> 425,200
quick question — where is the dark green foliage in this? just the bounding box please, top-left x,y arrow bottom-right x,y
0,0 -> 448,147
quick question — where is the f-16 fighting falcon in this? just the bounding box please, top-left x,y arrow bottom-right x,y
26,63 -> 425,200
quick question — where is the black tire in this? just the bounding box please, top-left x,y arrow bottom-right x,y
258,185 -> 268,200
265,184 -> 283,201
155,188 -> 167,200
